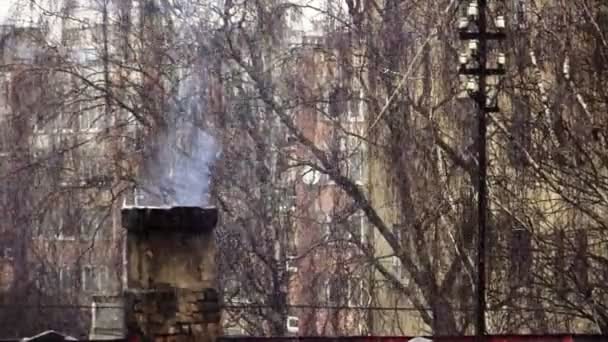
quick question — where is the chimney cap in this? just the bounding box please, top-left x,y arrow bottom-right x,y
121,206 -> 218,234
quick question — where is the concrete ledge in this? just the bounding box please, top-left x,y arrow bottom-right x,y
121,206 -> 218,234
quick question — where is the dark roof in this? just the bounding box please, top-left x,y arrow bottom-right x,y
121,206 -> 218,233
218,335 -> 608,342
0,330 -> 125,342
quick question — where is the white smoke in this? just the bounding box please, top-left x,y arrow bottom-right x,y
156,121 -> 219,207
136,119 -> 219,208
128,1 -> 221,208
136,72 -> 219,207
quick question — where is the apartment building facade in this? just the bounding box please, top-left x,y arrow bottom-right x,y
217,2 -> 374,332
368,0 -> 608,336
286,31 -> 372,336
0,17 -> 126,337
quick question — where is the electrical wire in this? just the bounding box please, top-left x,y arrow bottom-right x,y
0,303 -> 583,315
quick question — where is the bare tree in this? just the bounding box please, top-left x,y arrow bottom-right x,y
213,0 -> 608,336
2,0 -> 608,338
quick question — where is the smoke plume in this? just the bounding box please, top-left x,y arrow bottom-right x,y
136,119 -> 219,208
135,70 -> 219,207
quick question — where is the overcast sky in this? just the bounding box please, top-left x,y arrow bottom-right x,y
0,1 -> 14,22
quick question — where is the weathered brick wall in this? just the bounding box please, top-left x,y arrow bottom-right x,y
125,288 -> 221,342
126,230 -> 217,290
122,207 -> 220,342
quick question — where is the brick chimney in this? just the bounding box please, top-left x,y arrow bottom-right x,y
122,206 -> 220,342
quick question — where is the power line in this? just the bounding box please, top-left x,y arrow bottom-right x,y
0,304 -> 121,309
222,304 -> 581,315
223,304 -> 427,312
0,303 -> 585,315
0,304 -> 423,311
457,0 -> 507,337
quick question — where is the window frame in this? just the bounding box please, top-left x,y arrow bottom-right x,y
82,265 -> 108,293
509,226 -> 532,288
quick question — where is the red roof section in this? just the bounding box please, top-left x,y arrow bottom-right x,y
218,336 -> 607,342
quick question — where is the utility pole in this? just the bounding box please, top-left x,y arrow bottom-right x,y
457,0 -> 506,338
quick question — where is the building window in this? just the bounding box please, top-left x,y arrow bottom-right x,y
32,110 -> 75,133
60,266 -> 75,289
37,208 -> 77,241
391,223 -> 405,278
81,208 -> 106,240
346,211 -> 366,244
63,28 -> 82,44
514,0 -> 527,28
82,265 -> 108,293
32,134 -> 50,151
0,74 -> 7,106
284,216 -> 298,255
325,274 -> 348,306
347,88 -> 364,122
324,276 -> 369,308
79,105 -> 104,131
225,324 -> 246,336
33,113 -> 49,133
328,86 -> 348,119
0,125 -> 8,155
75,48 -> 98,65
554,229 -> 566,296
572,230 -> 590,294
509,226 -> 532,288
324,214 -> 349,242
278,148 -> 297,183
599,4 -> 608,37
348,149 -> 365,184
337,137 -> 366,184
64,202 -> 83,237
278,183 -> 296,212
286,316 -> 299,334
508,98 -> 531,167
80,156 -> 109,186
348,279 -> 369,307
34,266 -> 53,292
286,255 -> 298,274
391,256 -> 403,279
301,165 -> 321,186
1,247 -> 13,260
60,222 -> 79,241
315,89 -> 329,116
392,223 -> 403,248
323,215 -> 332,240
